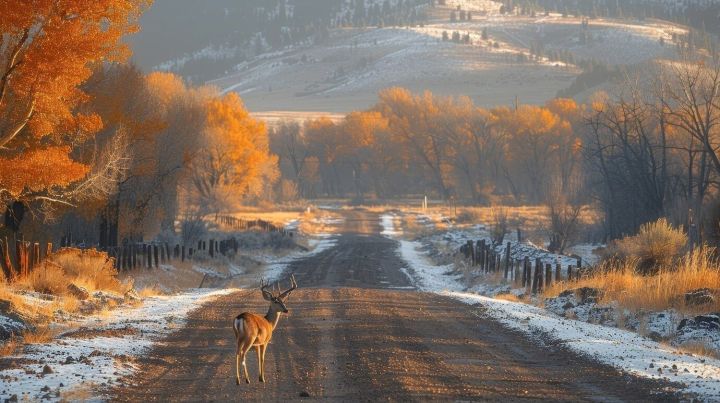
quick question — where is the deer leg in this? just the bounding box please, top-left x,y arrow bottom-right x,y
241,341 -> 253,384
235,338 -> 243,385
235,353 -> 241,385
259,344 -> 267,383
256,345 -> 264,382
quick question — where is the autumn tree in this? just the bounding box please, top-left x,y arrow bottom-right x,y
0,0 -> 149,226
189,92 -> 278,214
375,88 -> 455,199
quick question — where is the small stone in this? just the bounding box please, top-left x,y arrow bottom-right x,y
42,365 -> 53,375
40,386 -> 50,392
299,391 -> 311,398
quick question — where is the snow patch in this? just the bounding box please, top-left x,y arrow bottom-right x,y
0,288 -> 235,402
447,291 -> 720,400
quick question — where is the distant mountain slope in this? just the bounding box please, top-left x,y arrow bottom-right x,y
130,0 -> 431,82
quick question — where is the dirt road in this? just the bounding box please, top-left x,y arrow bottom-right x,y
113,212 -> 676,402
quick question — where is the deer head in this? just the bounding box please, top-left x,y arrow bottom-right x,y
260,274 -> 297,314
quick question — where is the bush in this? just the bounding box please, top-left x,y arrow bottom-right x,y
19,248 -> 124,296
490,206 -> 508,244
20,262 -> 67,295
613,218 -> 688,274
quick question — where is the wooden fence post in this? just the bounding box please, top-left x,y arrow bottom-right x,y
537,262 -> 544,292
545,263 -> 552,288
160,244 -> 166,263
478,240 -> 485,271
15,240 -> 27,278
32,243 -> 40,269
153,245 -> 159,268
516,228 -> 522,243
504,242 -> 511,280
522,257 -> 529,287
567,265 -> 574,281
576,256 -> 582,269
147,244 -> 152,268
0,240 -> 9,281
555,262 -> 561,282
532,258 -> 542,294
3,238 -> 14,281
209,239 -> 214,258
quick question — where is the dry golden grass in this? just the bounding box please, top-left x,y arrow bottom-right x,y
495,293 -> 522,302
453,205 -> 599,232
17,262 -> 67,296
545,248 -> 720,314
677,341 -> 720,359
48,248 -> 125,294
22,326 -> 57,344
60,382 -> 99,402
229,210 -> 303,227
0,336 -> 19,357
137,286 -> 166,298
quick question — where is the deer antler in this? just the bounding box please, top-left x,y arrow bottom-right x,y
278,274 -> 297,300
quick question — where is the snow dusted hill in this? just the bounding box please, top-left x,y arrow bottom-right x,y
131,0 -> 687,114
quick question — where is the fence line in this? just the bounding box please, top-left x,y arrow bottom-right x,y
460,240 -> 584,294
215,215 -> 292,236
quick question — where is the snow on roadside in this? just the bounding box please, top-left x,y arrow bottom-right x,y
390,213 -> 720,400
1,288 -> 236,402
446,291 -> 720,400
380,214 -> 403,238
398,240 -> 460,292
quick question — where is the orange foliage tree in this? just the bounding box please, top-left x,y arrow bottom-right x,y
0,0 -> 149,211
189,92 -> 278,212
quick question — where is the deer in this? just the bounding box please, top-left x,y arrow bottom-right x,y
233,274 -> 297,384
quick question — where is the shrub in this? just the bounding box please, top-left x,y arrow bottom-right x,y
48,248 -> 123,293
490,206 -> 508,244
20,262 -> 67,295
613,218 -> 687,274
18,248 -> 124,296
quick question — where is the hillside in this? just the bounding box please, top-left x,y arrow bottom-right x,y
130,0 -> 687,113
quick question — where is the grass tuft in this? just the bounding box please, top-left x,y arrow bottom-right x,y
545,247 -> 720,314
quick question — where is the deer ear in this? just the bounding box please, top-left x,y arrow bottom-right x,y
260,279 -> 273,301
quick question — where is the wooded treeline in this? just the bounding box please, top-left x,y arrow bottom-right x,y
1,1 -> 277,249
271,58 -> 720,242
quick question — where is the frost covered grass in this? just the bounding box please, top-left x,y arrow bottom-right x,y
545,248 -> 720,314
